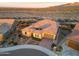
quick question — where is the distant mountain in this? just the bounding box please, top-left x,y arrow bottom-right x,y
0,2 -> 79,12
63,2 -> 79,6
0,2 -> 79,19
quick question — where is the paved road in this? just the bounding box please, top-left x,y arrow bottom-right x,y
0,45 -> 56,56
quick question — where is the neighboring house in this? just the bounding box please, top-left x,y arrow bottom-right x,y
0,19 -> 15,42
21,20 -> 58,40
0,19 -> 15,24
0,23 -> 12,42
67,23 -> 79,51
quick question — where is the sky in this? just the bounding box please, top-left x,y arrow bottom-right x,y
0,2 -> 70,8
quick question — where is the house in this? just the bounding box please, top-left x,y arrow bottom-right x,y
67,23 -> 79,51
0,19 -> 15,42
21,20 -> 58,40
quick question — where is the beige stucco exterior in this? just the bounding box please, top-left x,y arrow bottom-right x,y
21,20 -> 58,40
0,34 -> 3,42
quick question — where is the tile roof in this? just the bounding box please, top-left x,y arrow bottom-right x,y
0,19 -> 15,24
22,20 -> 58,35
0,23 -> 11,34
0,19 -> 15,34
67,23 -> 79,41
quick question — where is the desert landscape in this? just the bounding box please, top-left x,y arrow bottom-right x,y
0,2 -> 79,56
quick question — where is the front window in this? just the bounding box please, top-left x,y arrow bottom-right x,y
33,33 -> 42,39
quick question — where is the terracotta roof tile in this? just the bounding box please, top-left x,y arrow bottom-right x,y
22,20 -> 58,35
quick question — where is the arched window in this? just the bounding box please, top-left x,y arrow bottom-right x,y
25,32 -> 27,35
